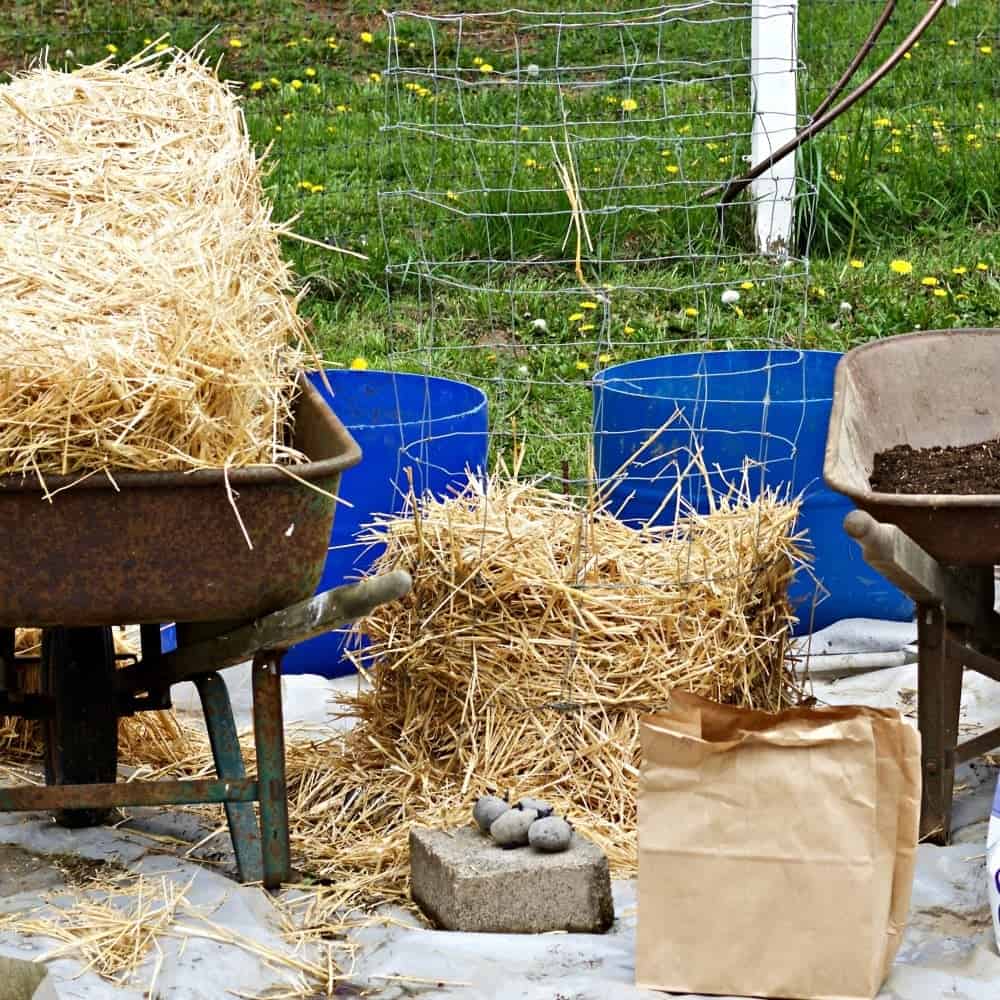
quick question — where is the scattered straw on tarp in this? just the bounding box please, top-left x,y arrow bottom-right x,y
0,47 -> 309,481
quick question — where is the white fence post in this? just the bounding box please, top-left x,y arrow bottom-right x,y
750,0 -> 798,255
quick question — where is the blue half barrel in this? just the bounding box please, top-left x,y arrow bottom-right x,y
282,370 -> 489,676
593,350 -> 913,633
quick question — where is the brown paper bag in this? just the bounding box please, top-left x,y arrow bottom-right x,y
636,690 -> 920,1000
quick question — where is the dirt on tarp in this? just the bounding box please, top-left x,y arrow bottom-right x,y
871,438 -> 1000,495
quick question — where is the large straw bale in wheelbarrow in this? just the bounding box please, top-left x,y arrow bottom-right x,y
0,49 -> 307,480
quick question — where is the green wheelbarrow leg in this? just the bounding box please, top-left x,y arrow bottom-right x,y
195,673 -> 264,884
252,652 -> 290,889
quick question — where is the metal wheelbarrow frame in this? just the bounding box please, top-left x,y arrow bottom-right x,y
0,376 -> 411,886
825,329 -> 1000,843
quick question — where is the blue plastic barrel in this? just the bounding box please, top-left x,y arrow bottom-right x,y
593,351 -> 913,633
281,370 -> 489,677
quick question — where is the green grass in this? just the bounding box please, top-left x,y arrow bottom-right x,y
3,1 -> 1000,478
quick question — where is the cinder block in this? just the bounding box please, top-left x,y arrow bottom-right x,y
409,824 -> 614,934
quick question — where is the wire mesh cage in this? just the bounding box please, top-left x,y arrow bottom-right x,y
378,3 -> 814,488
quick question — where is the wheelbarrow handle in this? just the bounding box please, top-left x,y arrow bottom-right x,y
119,570 -> 412,692
262,569 -> 413,651
843,510 -> 979,624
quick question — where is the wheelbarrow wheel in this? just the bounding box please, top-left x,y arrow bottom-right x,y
41,626 -> 119,828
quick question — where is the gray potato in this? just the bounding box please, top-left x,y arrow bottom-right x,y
528,816 -> 573,853
473,795 -> 510,833
490,807 -> 538,847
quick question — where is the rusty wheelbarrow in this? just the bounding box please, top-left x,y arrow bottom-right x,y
825,328 -> 1000,843
0,374 -> 410,887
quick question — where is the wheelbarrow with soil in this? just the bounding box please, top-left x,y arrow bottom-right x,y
0,374 -> 410,887
825,328 -> 1000,843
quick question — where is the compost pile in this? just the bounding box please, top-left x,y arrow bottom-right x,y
871,438 -> 1000,495
0,50 -> 306,481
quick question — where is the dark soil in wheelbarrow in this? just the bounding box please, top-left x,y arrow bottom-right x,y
871,438 -> 1000,495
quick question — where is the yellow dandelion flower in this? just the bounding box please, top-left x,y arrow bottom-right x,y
813,286 -> 827,298
579,323 -> 596,332
620,98 -> 638,112
665,164 -> 680,174
446,190 -> 458,201
249,81 -> 263,92
369,72 -> 382,83
849,259 -> 864,269
624,324 -> 636,335
903,52 -> 911,61
938,144 -> 951,153
349,357 -> 369,370
269,77 -> 281,86
920,276 -> 939,286
947,39 -> 957,47
143,38 -> 152,45
932,289 -> 947,297
473,56 -> 483,66
889,259 -> 913,275
360,31 -> 374,44
740,281 -> 755,289
105,43 -> 118,54
568,312 -> 585,322
733,305 -> 744,318
660,149 -> 672,157
678,124 -> 691,134
598,353 -> 612,364
952,266 -> 967,275
581,301 -> 598,310
891,128 -> 903,136
336,104 -> 349,112
305,67 -> 317,77
155,42 -> 168,52
479,63 -> 494,74
310,84 -> 321,95
874,117 -> 891,127
290,79 -> 303,90
575,360 -> 589,371
524,158 -> 538,168
977,262 -> 990,271
956,293 -> 969,300
274,125 -> 282,132
486,353 -> 496,362
981,45 -> 993,55
684,307 -> 698,318
229,38 -> 242,48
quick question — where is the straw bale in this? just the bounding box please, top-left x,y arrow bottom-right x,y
0,49 -> 306,479
277,473 -> 806,914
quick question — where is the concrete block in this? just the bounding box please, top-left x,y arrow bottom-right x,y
409,824 -> 614,934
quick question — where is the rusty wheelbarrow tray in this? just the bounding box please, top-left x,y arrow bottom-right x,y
824,328 -> 1000,844
0,376 -> 411,888
0,373 -> 363,628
